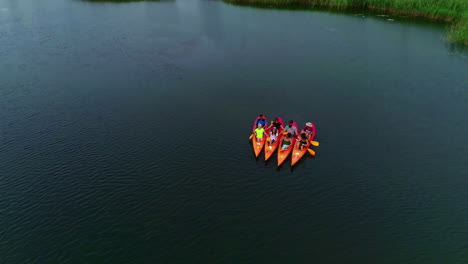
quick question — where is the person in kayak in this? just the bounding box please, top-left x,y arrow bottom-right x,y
301,122 -> 314,139
280,133 -> 292,150
267,127 -> 279,144
284,121 -> 298,137
255,114 -> 267,127
254,123 -> 265,142
295,132 -> 309,150
268,117 -> 283,131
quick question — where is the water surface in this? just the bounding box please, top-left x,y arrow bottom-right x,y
1,0 -> 467,263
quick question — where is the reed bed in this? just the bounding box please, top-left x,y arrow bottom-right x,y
224,0 -> 468,44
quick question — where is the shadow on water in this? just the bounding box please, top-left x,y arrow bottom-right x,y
275,159 -> 289,171
289,151 -> 316,172
264,157 -> 277,168
248,141 -> 261,162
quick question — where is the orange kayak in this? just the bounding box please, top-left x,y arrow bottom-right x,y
277,121 -> 299,166
264,117 -> 284,161
291,123 -> 317,166
252,116 -> 268,157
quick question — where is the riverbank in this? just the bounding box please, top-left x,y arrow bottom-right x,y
223,0 -> 468,45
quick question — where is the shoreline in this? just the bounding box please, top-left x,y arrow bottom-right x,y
223,0 -> 468,45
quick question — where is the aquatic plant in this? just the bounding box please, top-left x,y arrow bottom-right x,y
224,0 -> 468,44
448,13 -> 468,44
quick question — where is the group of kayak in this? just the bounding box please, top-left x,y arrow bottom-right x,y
250,114 -> 319,166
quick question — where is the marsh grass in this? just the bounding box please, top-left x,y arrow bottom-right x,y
224,0 -> 468,44
449,19 -> 468,44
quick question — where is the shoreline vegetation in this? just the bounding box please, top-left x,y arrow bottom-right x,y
223,0 -> 468,45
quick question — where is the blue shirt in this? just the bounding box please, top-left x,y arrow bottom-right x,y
256,119 -> 266,127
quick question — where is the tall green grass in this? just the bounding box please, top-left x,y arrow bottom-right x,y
449,12 -> 468,44
224,0 -> 468,44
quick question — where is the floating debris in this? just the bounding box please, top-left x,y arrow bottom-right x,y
377,14 -> 389,17
387,18 -> 395,21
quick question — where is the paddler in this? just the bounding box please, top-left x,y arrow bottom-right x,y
295,132 -> 309,150
267,117 -> 283,131
267,127 -> 279,144
280,133 -> 293,150
284,120 -> 298,137
301,122 -> 314,139
280,133 -> 292,150
255,114 -> 267,127
254,123 -> 265,143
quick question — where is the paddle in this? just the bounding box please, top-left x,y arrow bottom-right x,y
310,141 -> 320,147
249,134 -> 253,140
308,149 -> 316,156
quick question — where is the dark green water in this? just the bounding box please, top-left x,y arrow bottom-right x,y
1,0 -> 468,263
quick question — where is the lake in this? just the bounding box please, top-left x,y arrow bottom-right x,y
1,0 -> 467,263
